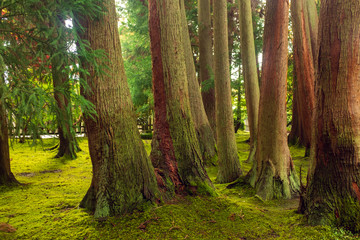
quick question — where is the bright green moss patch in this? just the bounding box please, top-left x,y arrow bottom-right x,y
0,133 -> 358,239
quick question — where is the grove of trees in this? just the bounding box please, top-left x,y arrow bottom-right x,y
1,0 -> 360,234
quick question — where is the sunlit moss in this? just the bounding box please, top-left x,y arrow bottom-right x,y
0,133 -> 357,239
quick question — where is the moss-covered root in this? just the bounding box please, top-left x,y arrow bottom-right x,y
255,160 -> 300,201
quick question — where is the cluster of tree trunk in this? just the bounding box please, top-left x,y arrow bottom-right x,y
2,0 -> 360,232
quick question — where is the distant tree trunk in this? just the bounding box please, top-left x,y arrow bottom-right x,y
251,0 -> 299,200
227,0 -> 236,68
238,0 -> 260,163
179,0 -> 216,165
302,0 -> 360,231
213,0 -> 242,183
288,0 -> 317,155
198,0 -> 216,136
148,0 -> 215,197
51,49 -> 79,159
75,0 -> 159,218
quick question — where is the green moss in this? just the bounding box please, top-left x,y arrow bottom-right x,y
0,133 -> 357,239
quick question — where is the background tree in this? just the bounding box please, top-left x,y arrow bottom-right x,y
75,0 -> 159,218
213,0 -> 242,183
288,0 -> 317,156
198,0 -> 216,135
148,0 -> 215,197
238,0 -> 260,163
179,0 -> 216,165
251,0 -> 299,200
302,0 -> 360,231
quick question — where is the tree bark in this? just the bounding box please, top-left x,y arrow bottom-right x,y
251,0 -> 299,200
0,56 -> 18,185
198,0 -> 216,136
288,0 -> 317,153
213,0 -> 242,183
75,0 -> 159,218
148,0 -> 215,197
238,0 -> 260,163
179,0 -> 217,165
0,85 -> 18,186
302,0 -> 360,231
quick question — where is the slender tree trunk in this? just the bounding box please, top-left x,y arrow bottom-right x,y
227,0 -> 236,68
198,0 -> 216,136
179,0 -> 216,165
0,86 -> 18,185
0,57 -> 18,185
75,0 -> 159,218
51,50 -> 79,159
288,0 -> 317,154
213,0 -> 242,183
238,0 -> 260,163
302,0 -> 360,231
148,0 -> 215,197
251,0 -> 299,200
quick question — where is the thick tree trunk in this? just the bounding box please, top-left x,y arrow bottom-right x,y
302,0 -> 360,231
238,0 -> 260,163
75,0 -> 159,218
179,0 -> 216,165
288,0 -> 316,153
198,0 -> 216,136
213,0 -> 242,183
251,0 -> 299,200
148,0 -> 215,197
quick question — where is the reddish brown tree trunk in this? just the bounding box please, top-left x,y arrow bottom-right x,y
288,0 -> 317,153
250,0 -> 299,200
302,0 -> 360,231
149,0 -> 215,197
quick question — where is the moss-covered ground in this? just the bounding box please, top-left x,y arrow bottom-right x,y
0,132 -> 358,239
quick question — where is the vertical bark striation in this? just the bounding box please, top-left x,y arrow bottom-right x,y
179,0 -> 216,165
288,0 -> 316,152
76,0 -> 159,218
149,0 -> 215,197
198,0 -> 216,136
303,0 -> 360,231
238,0 -> 260,163
213,0 -> 242,183
252,0 -> 299,200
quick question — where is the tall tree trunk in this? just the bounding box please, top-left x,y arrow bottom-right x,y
0,56 -> 18,185
213,0 -> 242,183
51,50 -> 79,159
148,0 -> 215,197
179,0 -> 217,165
0,79 -> 18,185
198,0 -> 216,136
75,0 -> 159,218
238,0 -> 260,163
288,0 -> 317,154
227,0 -> 236,69
302,0 -> 360,231
251,0 -> 299,200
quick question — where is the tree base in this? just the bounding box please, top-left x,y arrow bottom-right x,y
255,160 -> 300,200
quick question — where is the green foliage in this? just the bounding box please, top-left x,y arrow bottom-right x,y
119,0 -> 153,120
0,133 -> 358,239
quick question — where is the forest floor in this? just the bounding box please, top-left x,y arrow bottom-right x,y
0,131 -> 358,239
